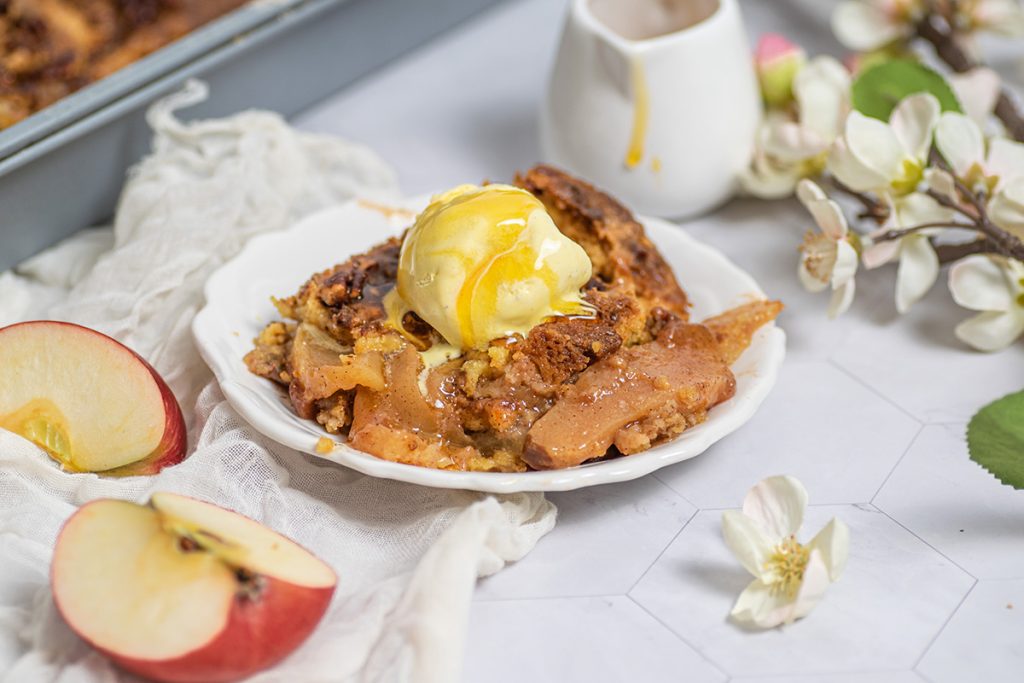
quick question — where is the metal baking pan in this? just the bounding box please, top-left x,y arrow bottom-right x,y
0,0 -> 505,271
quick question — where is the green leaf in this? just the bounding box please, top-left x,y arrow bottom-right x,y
967,389 -> 1024,489
852,60 -> 963,121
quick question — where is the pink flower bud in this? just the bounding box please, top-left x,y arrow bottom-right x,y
755,33 -> 806,108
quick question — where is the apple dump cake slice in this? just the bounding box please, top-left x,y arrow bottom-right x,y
245,165 -> 781,472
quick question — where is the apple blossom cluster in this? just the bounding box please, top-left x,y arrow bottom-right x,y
833,0 -> 1024,51
743,1 -> 1024,352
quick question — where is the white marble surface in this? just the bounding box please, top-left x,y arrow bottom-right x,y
294,0 -> 1024,680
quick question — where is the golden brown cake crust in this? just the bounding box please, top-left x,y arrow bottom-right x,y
244,165 -> 781,472
514,164 -> 691,320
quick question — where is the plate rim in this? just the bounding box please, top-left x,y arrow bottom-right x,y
193,198 -> 786,492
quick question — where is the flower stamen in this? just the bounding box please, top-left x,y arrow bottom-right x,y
891,158 -> 924,195
764,535 -> 810,597
800,231 -> 837,284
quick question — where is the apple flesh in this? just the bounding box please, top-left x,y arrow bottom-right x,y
52,493 -> 337,683
0,321 -> 186,475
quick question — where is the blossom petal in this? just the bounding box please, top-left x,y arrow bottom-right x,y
974,0 -> 1024,36
828,279 -> 856,318
846,111 -> 906,181
742,475 -> 808,540
892,94 -> 940,162
948,68 -> 1001,126
986,137 -> 1024,188
895,191 -> 955,228
794,56 -> 851,142
828,137 -> 890,192
862,238 -> 901,269
789,550 -> 832,623
807,518 -> 850,581
831,1 -> 904,51
797,180 -> 848,240
949,255 -> 1015,312
955,310 -> 1024,352
741,161 -> 802,199
1008,258 -> 1024,282
722,511 -> 777,581
924,168 -> 958,205
809,199 -> 849,241
730,578 -> 797,628
935,112 -> 985,177
831,239 -> 859,287
989,179 -> 1024,240
762,120 -> 829,162
895,234 -> 939,313
796,178 -> 827,204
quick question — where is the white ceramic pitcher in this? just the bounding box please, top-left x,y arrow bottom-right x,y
540,0 -> 761,218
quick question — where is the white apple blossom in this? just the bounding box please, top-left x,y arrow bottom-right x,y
832,0 -> 924,51
828,93 -> 941,196
863,192 -> 955,312
723,476 -> 849,629
947,68 -> 1001,127
934,111 -> 1024,240
935,111 -> 1024,193
949,255 -> 1024,350
742,58 -> 852,199
796,180 -> 860,317
958,0 -> 1024,36
989,177 -> 1024,241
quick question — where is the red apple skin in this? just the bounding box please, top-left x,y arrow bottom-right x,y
0,320 -> 187,475
50,499 -> 337,683
104,360 -> 187,476
90,578 -> 335,683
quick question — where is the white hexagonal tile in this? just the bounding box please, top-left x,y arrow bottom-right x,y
829,270 -> 1024,424
917,579 -> 1024,683
735,672 -> 925,683
629,504 -> 973,677
654,360 -> 921,508
875,424 -> 1024,580
476,477 -> 694,599
463,596 -> 725,683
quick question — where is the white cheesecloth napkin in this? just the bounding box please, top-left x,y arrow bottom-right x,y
0,81 -> 556,683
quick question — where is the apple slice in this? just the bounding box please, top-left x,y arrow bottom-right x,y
52,493 -> 337,683
0,321 -> 186,474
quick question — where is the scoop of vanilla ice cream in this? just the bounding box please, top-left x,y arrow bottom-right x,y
386,184 -> 593,350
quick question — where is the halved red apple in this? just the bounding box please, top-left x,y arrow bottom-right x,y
0,321 -> 186,475
52,493 -> 337,683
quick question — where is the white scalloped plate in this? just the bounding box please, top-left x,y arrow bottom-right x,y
193,198 -> 785,492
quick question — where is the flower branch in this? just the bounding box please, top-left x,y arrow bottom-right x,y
914,10 -> 1024,141
944,170 -> 1024,261
829,179 -> 889,224
874,221 -> 969,241
935,238 -> 999,264
741,5 -> 1024,351
924,186 -> 975,219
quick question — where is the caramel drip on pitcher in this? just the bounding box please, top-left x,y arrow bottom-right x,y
624,58 -> 649,169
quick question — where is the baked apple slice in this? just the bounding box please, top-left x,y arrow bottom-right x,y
0,321 -> 185,474
51,493 -> 337,683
